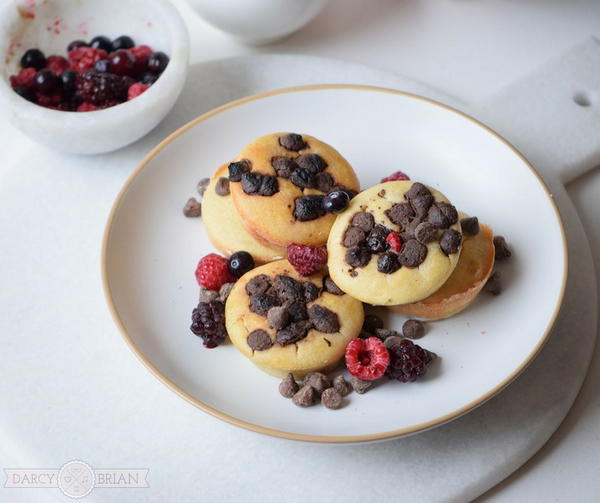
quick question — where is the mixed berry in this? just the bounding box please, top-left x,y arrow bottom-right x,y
9,34 -> 169,111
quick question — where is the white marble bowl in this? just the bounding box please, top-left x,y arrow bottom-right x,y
0,0 -> 189,154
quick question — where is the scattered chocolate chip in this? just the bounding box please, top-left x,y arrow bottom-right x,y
343,226 -> 366,247
303,282 -> 319,303
267,306 -> 289,330
271,156 -> 297,178
296,153 -> 327,174
345,246 -> 372,268
410,195 -> 434,217
214,177 -> 230,196
351,211 -> 375,232
333,375 -> 352,396
323,277 -> 345,295
247,329 -> 273,351
279,133 -> 307,152
403,319 -> 425,339
308,305 -> 340,333
249,293 -> 280,316
240,172 -> 263,194
228,160 -> 251,182
414,221 -> 437,244
493,236 -> 511,260
404,182 -> 432,200
286,300 -> 308,323
196,177 -> 210,196
350,376 -> 373,394
374,328 -> 401,342
378,189 -> 386,197
273,275 -> 304,303
362,314 -> 384,333
366,225 -> 390,253
439,229 -> 462,255
183,197 -> 202,217
292,384 -> 317,407
385,202 -> 414,228
219,282 -> 234,302
460,216 -> 480,236
314,172 -> 335,192
321,388 -> 343,409
290,167 -> 316,189
377,252 -> 401,274
199,286 -> 219,303
484,271 -> 502,295
305,372 -> 332,393
279,373 -> 299,398
258,175 -> 279,196
383,335 -> 405,350
245,274 -> 272,296
276,320 -> 312,345
294,195 -> 326,221
398,239 -> 428,267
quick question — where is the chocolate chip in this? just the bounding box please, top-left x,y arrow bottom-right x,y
404,182 -> 432,200
350,376 -> 373,394
249,293 -> 280,316
196,177 -> 210,196
279,133 -> 307,152
214,177 -> 230,196
437,202 -> 459,225
460,216 -> 480,236
439,229 -> 462,255
308,305 -> 340,333
366,225 -> 390,253
267,306 -> 289,330
273,275 -> 304,303
484,271 -> 502,295
403,319 -> 424,339
245,274 -> 272,296
290,167 -> 315,189
493,236 -> 511,260
345,246 -> 372,268
351,212 -> 375,232
385,203 -> 414,228
183,197 -> 201,217
303,282 -> 319,303
258,175 -> 279,196
276,320 -> 312,345
271,156 -> 297,178
241,172 -> 262,194
414,221 -> 437,243
410,195 -> 434,217
374,328 -> 401,342
384,335 -> 404,350
427,204 -> 450,229
321,388 -> 343,409
219,282 -> 234,302
333,375 -> 352,396
305,372 -> 332,393
398,239 -> 428,267
198,286 -> 219,303
294,195 -> 326,221
314,172 -> 334,192
296,153 -> 327,174
377,251 -> 401,274
279,373 -> 299,398
228,160 -> 251,181
343,226 -> 366,247
323,277 -> 345,295
286,300 -> 308,323
362,314 -> 384,333
292,384 -> 317,407
247,329 -> 273,351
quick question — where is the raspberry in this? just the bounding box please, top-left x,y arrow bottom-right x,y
287,244 -> 327,276
385,338 -> 436,382
35,90 -> 62,107
45,55 -> 70,75
381,171 -> 410,183
190,301 -> 227,348
386,232 -> 402,252
345,337 -> 390,381
195,253 -> 234,291
76,70 -> 127,106
129,45 -> 153,71
68,46 -> 108,72
127,82 -> 149,100
77,102 -> 99,112
9,67 -> 36,89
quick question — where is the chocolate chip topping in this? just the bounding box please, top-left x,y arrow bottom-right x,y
271,156 -> 297,178
294,195 -> 326,221
305,372 -> 332,393
183,197 -> 202,217
321,388 -> 343,409
249,293 -> 280,316
460,216 -> 480,236
314,172 -> 334,192
493,236 -> 511,260
308,305 -> 340,333
292,384 -> 317,407
333,375 -> 352,396
247,329 -> 273,351
245,274 -> 272,296
267,306 -> 289,330
227,160 -> 251,181
323,277 -> 345,295
398,239 -> 428,267
414,221 -> 437,244
286,300 -> 308,323
350,376 -> 373,394
427,203 -> 453,229
437,202 -> 459,225
219,282 -> 234,302
385,202 -> 414,228
290,167 -> 315,189
351,212 -> 375,232
484,270 -> 502,295
374,328 -> 401,342
439,229 -> 462,255
258,175 -> 279,196
279,133 -> 307,152
405,182 -> 432,200
296,153 -> 327,174
303,282 -> 319,303
240,172 -> 262,194
410,195 -> 434,218
343,226 -> 366,247
403,319 -> 425,339
377,251 -> 401,274
279,373 -> 299,398
273,275 -> 304,303
197,177 -> 210,196
276,320 -> 312,346
363,314 -> 384,333
214,177 -> 230,196
345,246 -> 372,268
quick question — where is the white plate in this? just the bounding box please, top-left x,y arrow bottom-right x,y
102,85 -> 567,443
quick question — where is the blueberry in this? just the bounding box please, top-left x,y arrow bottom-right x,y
13,86 -> 35,102
322,190 -> 350,213
20,48 -> 45,70
94,59 -> 111,73
67,40 -> 88,52
147,51 -> 169,74
111,35 -> 135,52
34,69 -> 59,94
228,251 -> 255,278
60,69 -> 78,95
139,71 -> 158,85
90,35 -> 112,52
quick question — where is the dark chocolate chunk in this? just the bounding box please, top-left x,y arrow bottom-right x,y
276,320 -> 312,345
305,372 -> 332,394
294,195 -> 326,221
323,277 -> 345,295
493,236 -> 511,260
414,221 -> 437,244
333,375 -> 352,396
460,216 -> 480,236
402,319 -> 425,339
377,251 -> 401,274
241,172 -> 262,194
351,211 -> 375,232
484,270 -> 502,295
437,202 -> 459,225
198,287 -> 219,303
245,274 -> 272,296
290,167 -> 316,189
296,153 -> 327,174
271,156 -> 297,178
410,195 -> 434,218
247,329 -> 273,351
286,300 -> 308,323
374,328 -> 401,342
196,177 -> 210,196
228,160 -> 251,181
308,305 -> 340,333
273,275 -> 304,303
214,177 -> 230,196
362,314 -> 384,333
350,376 -> 373,394
398,239 -> 428,267
249,293 -> 280,316
321,388 -> 343,409
385,202 -> 414,228
292,384 -> 317,407
258,175 -> 278,196
366,225 -> 391,253
427,203 -> 450,229
267,306 -> 289,330
343,226 -> 366,248
279,373 -> 299,398
219,282 -> 234,302
303,282 -> 320,303
345,246 -> 372,268
279,133 -> 307,152
314,172 -> 335,192
183,197 -> 201,217
439,229 -> 462,255
404,182 -> 432,200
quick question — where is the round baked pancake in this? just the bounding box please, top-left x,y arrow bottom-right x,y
327,181 -> 463,305
228,133 -> 360,248
202,164 -> 285,263
225,260 -> 364,379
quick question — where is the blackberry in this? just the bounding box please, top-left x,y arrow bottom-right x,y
190,301 -> 227,348
76,70 -> 127,106
385,338 -> 436,382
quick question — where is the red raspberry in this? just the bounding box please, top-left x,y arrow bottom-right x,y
386,232 -> 402,252
68,46 -> 108,72
381,171 -> 410,183
35,90 -> 62,107
129,45 -> 153,70
287,243 -> 328,276
77,102 -> 99,112
345,337 -> 390,381
45,55 -> 70,75
195,253 -> 235,291
9,67 -> 36,88
127,82 -> 149,100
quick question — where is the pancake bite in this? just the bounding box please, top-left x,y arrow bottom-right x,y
228,133 -> 360,248
225,260 -> 364,379
327,181 -> 463,305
